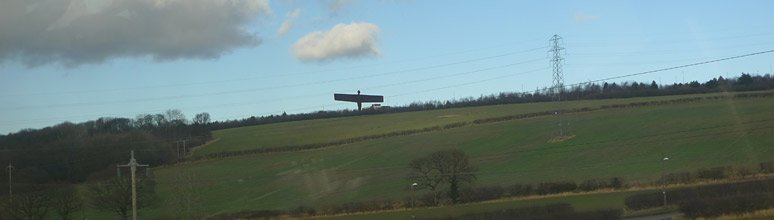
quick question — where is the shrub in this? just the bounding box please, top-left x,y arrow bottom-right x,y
696,166 -> 729,180
322,199 -> 400,215
536,182 -> 577,195
419,193 -> 440,207
624,192 -> 663,210
289,206 -> 316,217
661,172 -> 693,184
761,162 -> 774,173
579,179 -> 607,191
679,193 -> 774,219
505,184 -> 533,197
424,203 -> 622,220
625,178 -> 774,210
609,177 -> 624,189
459,186 -> 505,203
735,166 -> 754,178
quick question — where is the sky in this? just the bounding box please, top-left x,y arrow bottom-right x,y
1,0 -> 774,134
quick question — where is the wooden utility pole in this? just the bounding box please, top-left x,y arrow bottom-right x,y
662,157 -> 669,207
6,163 -> 12,202
176,139 -> 188,159
410,182 -> 418,208
117,151 -> 149,220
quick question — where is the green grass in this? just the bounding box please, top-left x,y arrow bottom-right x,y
193,92 -> 763,156
131,91 -> 774,219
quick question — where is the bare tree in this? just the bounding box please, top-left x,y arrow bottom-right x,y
441,150 -> 476,203
165,109 -> 186,126
2,189 -> 50,220
152,114 -> 167,127
0,168 -> 52,220
408,149 -> 476,205
86,177 -> 157,220
192,112 -> 211,125
50,185 -> 82,220
134,114 -> 155,129
409,156 -> 446,205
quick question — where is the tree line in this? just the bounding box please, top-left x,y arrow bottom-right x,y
0,110 -> 212,185
0,110 -> 210,219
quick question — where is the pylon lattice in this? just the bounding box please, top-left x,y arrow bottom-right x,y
549,34 -> 565,100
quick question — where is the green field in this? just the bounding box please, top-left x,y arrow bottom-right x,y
140,91 -> 774,218
194,92 -> 766,156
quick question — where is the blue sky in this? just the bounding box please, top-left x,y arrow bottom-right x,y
1,0 -> 773,134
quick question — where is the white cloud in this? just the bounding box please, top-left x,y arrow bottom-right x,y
292,22 -> 380,62
276,8 -> 301,37
0,0 -> 272,67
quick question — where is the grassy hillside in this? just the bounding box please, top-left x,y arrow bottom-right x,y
194,92 -> 765,156
144,91 -> 774,218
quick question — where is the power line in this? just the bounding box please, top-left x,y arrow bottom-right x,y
1,61 -> 550,129
0,58 -> 545,125
520,49 -> 774,96
1,39 -> 548,98
16,41 -> 761,113
9,45 -> 763,128
44,33 -> 768,103
388,68 -> 549,98
365,58 -> 545,90
387,49 -> 773,103
584,49 -> 774,85
566,32 -> 774,46
0,47 -> 547,107
4,46 -> 767,126
1,49 -> 772,135
568,41 -> 774,56
0,32 -> 774,131
565,55 -> 730,67
564,27 -> 774,39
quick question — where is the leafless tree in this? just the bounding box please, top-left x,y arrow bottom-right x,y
50,185 -> 82,220
193,112 -> 211,125
409,149 -> 476,205
1,188 -> 50,220
165,109 -> 187,126
86,177 -> 156,220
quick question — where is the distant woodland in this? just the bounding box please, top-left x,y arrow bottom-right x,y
0,110 -> 212,186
